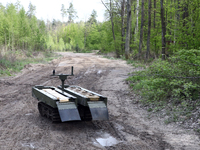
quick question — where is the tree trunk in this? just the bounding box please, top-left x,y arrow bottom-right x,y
146,0 -> 151,59
9,32 -> 11,50
12,32 -> 14,51
154,0 -> 157,54
170,0 -> 172,43
134,0 -> 139,47
174,0 -> 176,43
121,0 -> 125,54
125,0 -> 132,59
84,25 -> 88,48
135,0 -> 140,33
177,0 -> 180,21
5,33 -> 7,51
182,1 -> 189,27
154,0 -> 156,29
101,0 -> 119,57
139,0 -> 145,56
110,2 -> 119,57
160,0 -> 166,60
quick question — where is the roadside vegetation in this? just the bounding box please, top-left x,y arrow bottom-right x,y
0,50 -> 58,76
127,49 -> 200,126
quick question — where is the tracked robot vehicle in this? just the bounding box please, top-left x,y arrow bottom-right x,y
32,67 -> 109,122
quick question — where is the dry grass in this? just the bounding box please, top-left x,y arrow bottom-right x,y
0,48 -> 56,76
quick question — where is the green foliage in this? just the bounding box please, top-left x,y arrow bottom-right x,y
63,23 -> 84,50
127,49 -> 200,114
61,4 -> 67,21
65,43 -> 72,51
128,0 -> 200,58
98,21 -> 116,53
51,20 -> 108,52
0,52 -> 27,76
46,34 -> 55,51
0,51 -> 59,76
86,23 -> 101,50
66,2 -> 77,23
0,2 -> 47,51
58,38 -> 65,51
1,0 -> 200,57
87,9 -> 98,24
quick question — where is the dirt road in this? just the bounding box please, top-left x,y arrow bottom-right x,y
0,52 -> 199,150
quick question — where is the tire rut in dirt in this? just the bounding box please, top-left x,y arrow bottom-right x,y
91,119 -> 136,150
112,118 -> 174,150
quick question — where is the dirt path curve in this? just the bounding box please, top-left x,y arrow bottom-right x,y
0,52 -> 199,150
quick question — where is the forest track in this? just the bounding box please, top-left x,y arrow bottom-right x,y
0,52 -> 199,150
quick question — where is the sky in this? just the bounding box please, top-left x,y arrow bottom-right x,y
0,0 -> 106,22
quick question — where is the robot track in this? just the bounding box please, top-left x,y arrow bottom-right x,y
38,102 -> 61,122
38,102 -> 92,122
77,105 -> 92,121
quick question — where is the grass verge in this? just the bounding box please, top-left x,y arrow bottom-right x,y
0,50 -> 60,76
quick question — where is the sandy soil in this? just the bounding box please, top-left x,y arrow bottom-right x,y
0,52 -> 199,150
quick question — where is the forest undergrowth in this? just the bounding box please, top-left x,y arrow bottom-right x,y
127,49 -> 200,133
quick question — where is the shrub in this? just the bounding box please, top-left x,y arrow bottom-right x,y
127,49 -> 200,106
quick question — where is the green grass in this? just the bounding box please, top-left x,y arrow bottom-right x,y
0,51 -> 60,76
127,59 -> 147,68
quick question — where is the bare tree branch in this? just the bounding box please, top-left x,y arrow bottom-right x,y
101,0 -> 110,12
114,0 -> 121,10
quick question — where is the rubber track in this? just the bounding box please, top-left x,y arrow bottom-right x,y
77,105 -> 92,121
38,102 -> 61,122
38,102 -> 92,122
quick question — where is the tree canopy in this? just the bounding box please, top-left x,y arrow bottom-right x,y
0,0 -> 199,57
